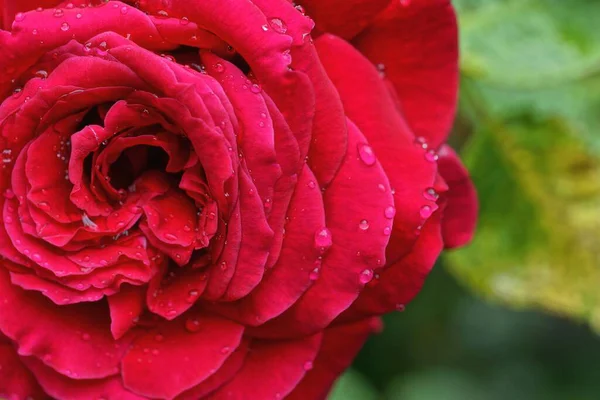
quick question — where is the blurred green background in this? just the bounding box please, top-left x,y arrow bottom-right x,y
330,0 -> 600,398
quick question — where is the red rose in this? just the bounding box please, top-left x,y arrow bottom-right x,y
0,0 -> 477,399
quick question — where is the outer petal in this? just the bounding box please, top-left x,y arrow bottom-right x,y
0,268 -> 134,380
251,120 -> 393,338
287,318 -> 381,400
316,34 -> 439,264
0,335 -> 44,400
24,357 -> 145,400
1,0 -> 60,30
352,0 -> 459,147
299,0 -> 391,39
208,333 -> 322,400
121,313 -> 244,399
438,145 -> 478,248
341,210 -> 444,319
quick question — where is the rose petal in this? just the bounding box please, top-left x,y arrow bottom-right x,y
353,0 -> 459,147
0,334 -> 44,400
251,119 -> 393,338
0,268 -> 134,380
316,34 -> 439,264
23,356 -> 145,400
286,318 -> 381,400
121,313 -> 244,399
438,145 -> 478,248
208,333 -> 322,400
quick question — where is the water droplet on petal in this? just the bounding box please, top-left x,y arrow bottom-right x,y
425,149 -> 439,163
396,303 -> 406,312
359,219 -> 370,231
35,70 -> 48,79
384,206 -> 396,219
60,22 -> 70,32
214,62 -> 224,73
250,83 -> 262,94
420,205 -> 433,219
186,289 -> 199,303
303,361 -> 313,371
220,261 -> 227,271
32,253 -> 42,262
383,226 -> 392,236
53,8 -> 64,17
261,24 -> 269,31
414,136 -> 428,149
14,12 -> 25,22
165,233 -> 177,241
357,143 -> 376,166
309,267 -> 320,281
268,17 -> 287,34
423,187 -> 439,201
220,346 -> 231,354
120,6 -> 128,14
307,180 -> 316,189
359,269 -> 373,284
180,16 -> 189,25
185,317 -> 201,333
314,227 -> 332,252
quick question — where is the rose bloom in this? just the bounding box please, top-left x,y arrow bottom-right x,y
0,0 -> 477,399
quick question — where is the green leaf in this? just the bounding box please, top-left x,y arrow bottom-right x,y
327,369 -> 378,400
455,0 -> 600,88
446,78 -> 600,331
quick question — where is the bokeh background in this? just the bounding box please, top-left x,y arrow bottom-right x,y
330,0 -> 600,398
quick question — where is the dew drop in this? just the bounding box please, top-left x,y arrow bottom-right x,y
261,24 -> 269,31
214,62 -> 224,73
120,6 -> 128,14
377,183 -> 386,192
383,226 -> 392,236
314,227 -> 332,251
423,187 -> 439,201
220,261 -> 227,271
180,16 -> 189,25
250,83 -> 262,94
309,267 -> 320,281
164,233 -> 177,241
357,143 -> 376,166
3,188 -> 15,199
32,29 -> 39,35
359,269 -> 373,284
414,136 -> 428,149
384,206 -> 396,219
32,253 -> 42,262
186,289 -> 199,303
268,17 -> 287,34
425,149 -> 439,163
396,303 -> 406,312
76,13 -> 82,19
303,361 -> 313,371
53,8 -> 64,17
358,219 -> 370,231
185,317 -> 201,333
14,12 -> 25,22
420,205 -> 433,219
60,22 -> 70,32
35,70 -> 48,79
307,180 -> 316,189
